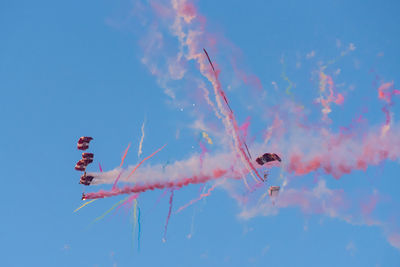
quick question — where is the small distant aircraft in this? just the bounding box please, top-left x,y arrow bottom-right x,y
77,136 -> 93,151
74,159 -> 87,171
81,152 -> 94,164
79,174 -> 94,186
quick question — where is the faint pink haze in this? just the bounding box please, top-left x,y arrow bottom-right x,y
388,233 -> 400,249
199,141 -> 208,169
378,81 -> 395,103
361,193 -> 378,215
177,1 -> 196,23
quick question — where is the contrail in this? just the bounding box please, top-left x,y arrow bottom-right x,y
138,118 -> 146,159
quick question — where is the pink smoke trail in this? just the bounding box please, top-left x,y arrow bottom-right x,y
120,143 -> 131,168
99,163 -> 103,172
317,71 -> 344,121
83,168 -> 229,200
199,140 -> 208,169
115,194 -> 139,213
112,171 -> 124,190
163,190 -> 174,242
203,49 -> 263,182
112,144 -> 166,189
110,143 -> 132,190
175,181 -> 221,213
126,144 -> 167,180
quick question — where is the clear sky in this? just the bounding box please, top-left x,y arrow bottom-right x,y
1,0 -> 400,266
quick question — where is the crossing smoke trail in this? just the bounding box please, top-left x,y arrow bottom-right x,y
202,48 -> 263,183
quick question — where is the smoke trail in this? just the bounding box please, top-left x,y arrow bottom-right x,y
138,118 -> 146,158
120,143 -> 131,168
137,206 -> 141,251
163,190 -> 174,242
99,163 -> 103,172
84,168 -> 230,199
133,199 -> 138,249
74,199 -> 96,213
94,196 -> 129,223
202,49 -> 263,182
112,171 -> 124,190
176,180 -> 223,213
187,184 -> 207,239
112,144 -> 166,189
110,143 -> 132,190
126,144 -> 167,180
115,194 -> 139,213
316,70 -> 344,121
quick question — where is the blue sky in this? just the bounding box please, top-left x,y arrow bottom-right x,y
1,0 -> 400,266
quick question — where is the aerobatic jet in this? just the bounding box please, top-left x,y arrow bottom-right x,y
256,153 -> 282,165
79,174 -> 94,186
81,153 -> 94,165
74,159 -> 87,171
77,136 -> 93,150
82,152 -> 94,159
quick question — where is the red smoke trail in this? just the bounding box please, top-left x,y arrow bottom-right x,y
83,168 -> 230,200
111,143 -> 132,189
203,48 -> 233,113
99,163 -> 103,172
125,144 -> 167,180
203,49 -> 263,182
112,144 -> 166,189
147,190 -> 169,215
176,181 -> 221,213
120,143 -> 131,168
115,194 -> 139,213
286,127 -> 400,179
163,190 -> 174,242
112,171 -> 124,190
